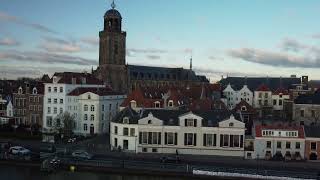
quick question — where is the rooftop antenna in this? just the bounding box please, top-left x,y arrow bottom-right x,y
111,0 -> 116,9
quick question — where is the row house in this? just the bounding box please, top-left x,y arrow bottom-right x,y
42,72 -> 105,142
304,126 -> 320,160
233,100 -> 256,135
223,84 -> 253,109
292,90 -> 320,125
110,108 -> 246,156
0,95 -> 13,125
12,83 -> 44,126
252,124 -> 305,160
66,87 -> 126,136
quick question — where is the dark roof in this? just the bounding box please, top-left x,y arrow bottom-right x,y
104,9 -> 122,19
53,72 -> 103,85
294,91 -> 320,104
219,77 -> 301,91
68,87 -> 124,96
128,65 -> 209,82
113,109 -> 233,127
305,126 -> 320,138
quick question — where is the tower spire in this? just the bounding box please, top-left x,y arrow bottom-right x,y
190,55 -> 193,70
111,0 -> 116,9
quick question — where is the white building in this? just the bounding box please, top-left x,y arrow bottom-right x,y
223,84 -> 253,110
253,124 -> 305,160
42,72 -> 105,142
253,84 -> 272,109
272,88 -> 290,111
67,87 -> 126,136
110,108 -> 246,157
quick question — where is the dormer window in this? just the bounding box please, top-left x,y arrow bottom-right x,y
154,101 -> 160,108
53,77 -> 58,83
168,100 -> 173,107
18,87 -> 23,94
148,120 -> 152,124
229,122 -> 234,127
241,106 -> 247,111
32,88 -> 37,95
123,117 -> 129,124
130,100 -> 136,108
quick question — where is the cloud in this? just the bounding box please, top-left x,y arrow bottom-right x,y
0,11 -> 57,34
81,37 -> 99,46
39,36 -> 82,53
228,48 -> 320,68
127,48 -> 168,54
312,33 -> 320,39
208,56 -> 224,61
280,38 -> 306,52
0,50 -> 97,66
0,37 -> 20,46
146,55 -> 161,60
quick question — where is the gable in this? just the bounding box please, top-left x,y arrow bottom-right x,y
138,112 -> 163,126
219,115 -> 245,128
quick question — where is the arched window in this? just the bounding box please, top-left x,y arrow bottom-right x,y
84,114 -> 88,121
32,87 -> 37,94
88,94 -> 91,99
229,122 -> 234,127
91,105 -> 95,111
18,87 -> 23,94
241,106 -> 247,111
84,105 -> 88,111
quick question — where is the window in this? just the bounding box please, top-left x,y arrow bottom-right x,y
123,117 -> 129,124
300,109 -> 304,117
83,124 -> 87,131
286,142 -> 291,149
229,135 -> 240,147
168,100 -> 174,107
266,141 -> 271,148
258,100 -> 262,105
203,134 -> 217,147
59,87 -> 63,93
273,99 -> 277,106
259,93 -> 262,98
91,105 -> 95,111
114,138 -> 118,147
296,142 -> 300,149
84,105 -> 88,111
265,93 -> 268,98
241,106 -> 247,111
84,114 -> 88,121
184,133 -> 196,146
29,97 -> 33,103
123,128 -> 129,136
154,101 -> 160,108
59,108 -> 63,114
139,132 -> 161,145
142,148 -> 147,152
311,142 -> 317,150
229,122 -> 234,127
53,107 -> 57,114
222,134 -> 229,147
87,94 -> 91,99
130,128 -> 135,136
264,100 -> 268,106
109,104 -> 112,110
60,99 -> 63,104
45,116 -> 52,127
54,87 -> 57,93
90,115 -> 94,121
152,148 -> 157,153
130,101 -> 136,108
277,141 -> 282,149
48,87 -> 51,93
114,126 -> 118,134
166,132 -> 176,145
47,107 -> 51,114
56,119 -> 61,127
279,99 -> 283,106
102,105 -> 105,111
148,120 -> 152,124
47,98 -> 51,104
185,119 -> 197,127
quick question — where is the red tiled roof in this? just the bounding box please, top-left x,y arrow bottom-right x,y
256,84 -> 270,91
68,87 -> 123,96
255,124 -> 304,138
273,87 -> 289,95
189,99 -> 227,111
53,72 -> 103,85
120,89 -> 164,108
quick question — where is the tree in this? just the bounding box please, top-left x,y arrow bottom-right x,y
53,112 -> 75,138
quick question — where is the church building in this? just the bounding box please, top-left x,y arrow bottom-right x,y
94,1 -> 209,93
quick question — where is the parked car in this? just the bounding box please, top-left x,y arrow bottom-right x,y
9,146 -> 31,155
160,155 -> 181,163
40,143 -> 56,153
71,151 -> 93,160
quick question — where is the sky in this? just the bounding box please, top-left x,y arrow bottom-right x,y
1,0 -> 320,82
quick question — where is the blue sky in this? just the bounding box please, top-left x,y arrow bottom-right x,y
1,0 -> 320,82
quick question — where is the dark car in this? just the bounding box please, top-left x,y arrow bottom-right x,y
160,155 -> 181,163
40,143 -> 56,153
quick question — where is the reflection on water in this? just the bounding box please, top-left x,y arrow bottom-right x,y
0,165 -> 194,180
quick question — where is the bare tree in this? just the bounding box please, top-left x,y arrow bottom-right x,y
52,112 -> 75,138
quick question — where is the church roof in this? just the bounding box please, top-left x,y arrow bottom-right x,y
104,9 -> 122,19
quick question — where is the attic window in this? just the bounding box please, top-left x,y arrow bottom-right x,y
130,100 -> 136,108
154,101 -> 160,108
241,106 -> 247,111
148,120 -> 152,124
123,117 -> 129,124
32,88 -> 37,95
229,122 -> 234,127
88,94 -> 91,99
53,77 -> 58,83
168,100 -> 173,107
18,87 -> 23,94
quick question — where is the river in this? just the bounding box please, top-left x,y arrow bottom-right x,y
0,165 -> 201,180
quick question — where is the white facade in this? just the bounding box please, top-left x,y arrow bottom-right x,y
253,90 -> 272,108
68,92 -> 126,136
42,76 -> 105,132
223,84 -> 253,110
272,94 -> 290,111
110,111 -> 246,156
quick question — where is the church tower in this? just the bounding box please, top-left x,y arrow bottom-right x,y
96,1 -> 128,93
